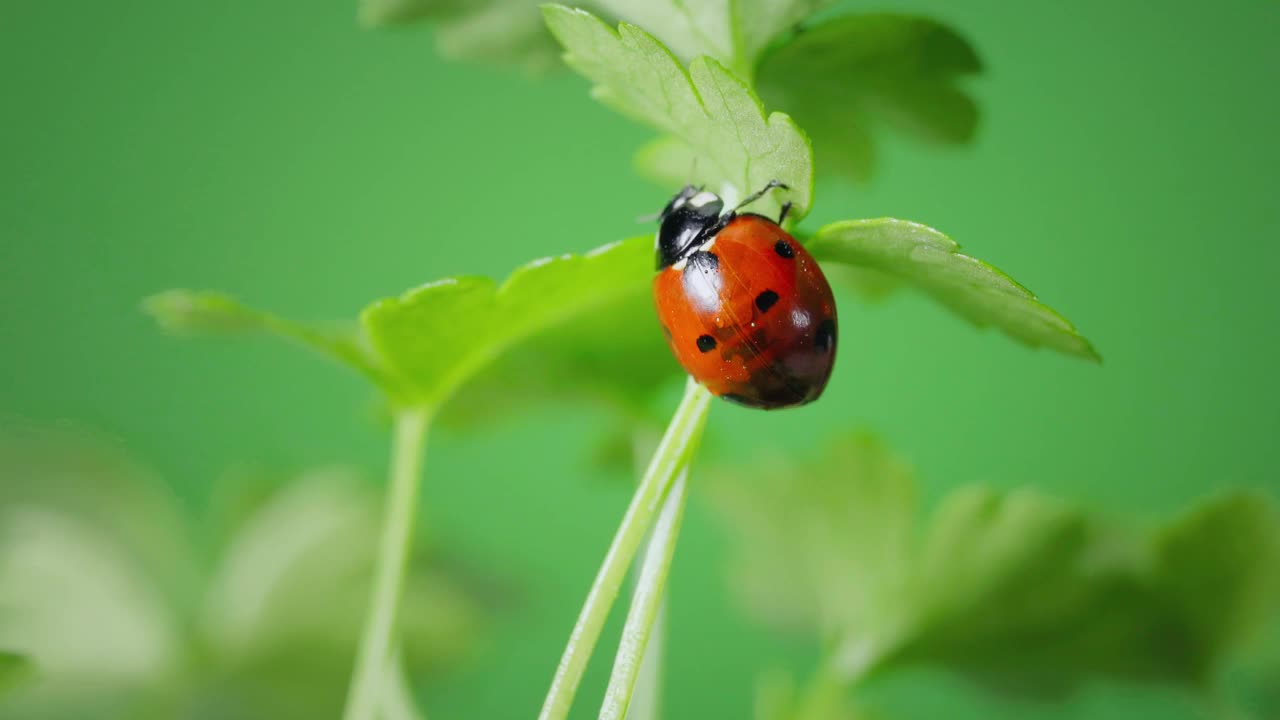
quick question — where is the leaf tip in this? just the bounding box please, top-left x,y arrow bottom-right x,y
142,289 -> 256,335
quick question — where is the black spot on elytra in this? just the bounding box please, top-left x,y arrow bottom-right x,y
687,250 -> 719,270
696,334 -> 717,353
774,240 -> 795,259
755,289 -> 780,313
815,318 -> 836,352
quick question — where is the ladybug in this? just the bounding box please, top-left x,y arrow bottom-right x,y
652,181 -> 837,409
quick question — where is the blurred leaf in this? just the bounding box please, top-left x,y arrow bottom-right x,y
543,5 -> 813,221
1149,492 -> 1280,680
0,507 -> 185,685
757,14 -> 981,182
359,0 -> 560,73
202,469 -> 481,672
359,0 -> 463,26
0,652 -> 31,695
712,434 -> 914,643
0,430 -> 487,720
807,218 -> 1099,361
361,235 -> 650,407
713,434 -> 1280,700
0,425 -> 198,624
143,290 -> 389,388
892,487 -> 1139,696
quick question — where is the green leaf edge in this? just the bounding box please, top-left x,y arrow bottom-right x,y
146,235 -> 654,410
541,4 -> 816,222
141,290 -> 391,385
808,217 -> 1101,362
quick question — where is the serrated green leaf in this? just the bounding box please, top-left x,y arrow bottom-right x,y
543,5 -> 813,221
361,235 -> 651,407
143,290 -> 389,386
807,218 -> 1098,361
713,434 -> 1280,700
757,14 -> 980,183
893,487 -> 1139,696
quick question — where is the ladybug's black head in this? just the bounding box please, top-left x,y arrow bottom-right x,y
655,185 -> 725,269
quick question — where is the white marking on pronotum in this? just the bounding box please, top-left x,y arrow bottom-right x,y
697,237 -> 716,252
718,182 -> 741,210
672,258 -> 688,271
689,191 -> 718,208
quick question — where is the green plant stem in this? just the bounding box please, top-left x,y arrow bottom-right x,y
626,599 -> 664,720
629,430 -> 665,720
538,379 -> 712,720
599,467 -> 690,720
343,406 -> 432,720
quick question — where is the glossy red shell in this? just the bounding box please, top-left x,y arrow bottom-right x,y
653,214 -> 837,409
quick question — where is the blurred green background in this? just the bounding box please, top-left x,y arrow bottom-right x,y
2,1 -> 1278,718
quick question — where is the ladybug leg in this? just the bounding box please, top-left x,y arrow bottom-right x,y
734,179 -> 790,212
778,201 -> 793,225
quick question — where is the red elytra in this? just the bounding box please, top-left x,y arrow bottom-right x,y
651,184 -> 837,409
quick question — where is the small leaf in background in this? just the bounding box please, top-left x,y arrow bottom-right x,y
807,218 -> 1098,361
712,433 -> 1280,703
202,469 -> 482,674
757,14 -> 981,183
543,5 -> 813,221
359,0 -> 561,73
1149,492 -> 1280,682
0,430 -> 489,720
142,290 -> 389,389
361,235 -> 651,407
711,434 -> 914,645
0,652 -> 29,697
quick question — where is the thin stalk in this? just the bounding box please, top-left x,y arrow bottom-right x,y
628,430 -> 665,720
538,379 -> 712,720
625,599 -> 664,720
343,406 -> 432,720
600,468 -> 690,720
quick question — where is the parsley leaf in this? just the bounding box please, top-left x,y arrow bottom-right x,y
757,14 -> 981,183
807,218 -> 1098,361
543,5 -> 813,221
146,236 -> 652,409
712,434 -> 1280,698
